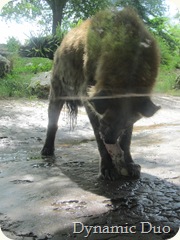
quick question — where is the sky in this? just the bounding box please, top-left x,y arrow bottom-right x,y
0,0 -> 180,44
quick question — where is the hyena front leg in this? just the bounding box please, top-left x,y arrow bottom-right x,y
103,126 -> 141,179
118,126 -> 141,178
41,99 -> 64,156
84,102 -> 120,180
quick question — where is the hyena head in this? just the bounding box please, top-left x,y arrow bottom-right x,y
87,8 -> 161,144
90,90 -> 160,144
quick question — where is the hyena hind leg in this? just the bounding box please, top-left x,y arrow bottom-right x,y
41,99 -> 65,156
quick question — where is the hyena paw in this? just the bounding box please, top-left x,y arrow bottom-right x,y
126,163 -> 141,179
99,167 -> 120,181
99,163 -> 141,181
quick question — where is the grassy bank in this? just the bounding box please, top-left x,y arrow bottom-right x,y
0,55 -> 52,98
0,56 -> 179,98
156,67 -> 180,96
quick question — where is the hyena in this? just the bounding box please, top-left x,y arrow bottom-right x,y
41,8 -> 160,180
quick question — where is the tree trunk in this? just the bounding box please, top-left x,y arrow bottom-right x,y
45,0 -> 68,35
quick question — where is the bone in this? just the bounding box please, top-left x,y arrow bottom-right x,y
104,142 -> 129,176
104,142 -> 124,161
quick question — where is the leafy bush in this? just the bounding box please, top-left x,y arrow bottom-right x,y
6,37 -> 21,52
19,33 -> 65,60
156,36 -> 180,70
148,16 -> 179,71
156,68 -> 177,93
157,37 -> 173,67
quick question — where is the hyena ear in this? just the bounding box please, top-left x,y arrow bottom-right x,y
90,90 -> 109,114
137,97 -> 161,117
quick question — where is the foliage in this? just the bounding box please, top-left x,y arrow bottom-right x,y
0,0 -> 111,34
1,0 -> 180,96
174,74 -> 180,90
150,17 -> 180,69
18,19 -> 85,59
149,17 -> 177,51
1,0 -> 47,20
0,55 -> 52,98
156,68 -> 179,94
153,17 -> 180,93
6,37 -> 21,52
13,55 -> 52,73
2,0 -> 177,65
113,0 -> 167,22
0,0 -> 52,30
63,0 -> 111,27
170,23 -> 180,55
19,34 -> 64,60
0,0 -> 173,37
1,55 -> 179,98
157,36 -> 180,69
0,0 -> 167,25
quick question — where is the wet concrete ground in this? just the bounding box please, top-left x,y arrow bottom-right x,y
0,95 -> 179,240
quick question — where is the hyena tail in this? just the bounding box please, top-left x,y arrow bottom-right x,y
65,100 -> 82,129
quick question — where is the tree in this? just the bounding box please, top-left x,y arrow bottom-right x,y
113,0 -> 167,23
0,0 -> 167,35
0,0 -> 111,35
45,0 -> 67,34
0,0 -> 52,33
2,0 -> 174,62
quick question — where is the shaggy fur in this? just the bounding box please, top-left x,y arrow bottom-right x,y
41,8 -> 160,180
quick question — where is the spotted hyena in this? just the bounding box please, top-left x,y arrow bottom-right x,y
41,8 -> 160,180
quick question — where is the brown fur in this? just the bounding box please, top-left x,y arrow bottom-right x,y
88,8 -> 160,94
50,8 -> 159,103
42,8 -> 160,180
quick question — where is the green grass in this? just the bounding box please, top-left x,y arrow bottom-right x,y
0,55 -> 52,98
155,67 -> 180,96
0,55 -> 180,98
